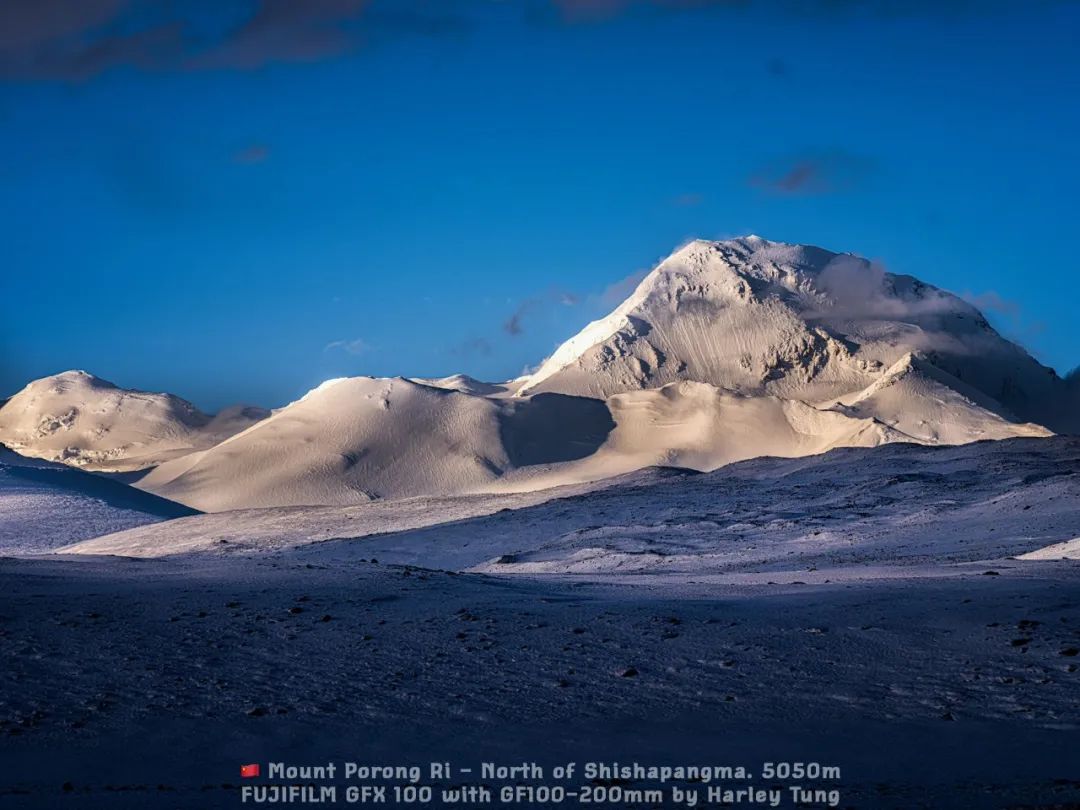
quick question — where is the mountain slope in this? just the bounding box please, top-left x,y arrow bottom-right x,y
0,445 -> 198,553
830,353 -> 1050,445
518,236 -> 1075,434
138,377 -> 614,511
489,380 -> 906,494
0,371 -> 268,471
62,436 -> 1080,564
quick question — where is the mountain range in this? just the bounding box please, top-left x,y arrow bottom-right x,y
1,236 -> 1072,512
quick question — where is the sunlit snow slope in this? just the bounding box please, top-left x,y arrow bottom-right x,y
0,371 -> 267,472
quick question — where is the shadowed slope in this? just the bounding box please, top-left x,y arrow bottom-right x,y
0,446 -> 198,553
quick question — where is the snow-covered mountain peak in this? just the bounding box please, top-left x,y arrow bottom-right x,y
517,236 -> 1074,434
519,236 -> 855,397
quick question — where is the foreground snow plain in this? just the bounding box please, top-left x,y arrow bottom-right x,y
1,438 -> 1078,808
1,557 -> 1077,808
62,436 -> 1080,571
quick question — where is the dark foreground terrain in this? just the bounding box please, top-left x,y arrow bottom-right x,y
1,555 -> 1078,809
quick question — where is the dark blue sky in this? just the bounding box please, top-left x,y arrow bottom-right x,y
2,1 -> 1078,410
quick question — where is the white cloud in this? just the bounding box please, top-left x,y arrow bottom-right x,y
324,338 -> 372,356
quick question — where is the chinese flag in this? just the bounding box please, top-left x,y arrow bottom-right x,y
240,764 -> 260,779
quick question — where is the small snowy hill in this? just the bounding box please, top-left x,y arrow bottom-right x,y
0,371 -> 268,471
518,236 -> 1076,434
0,445 -> 197,553
138,376 -> 613,511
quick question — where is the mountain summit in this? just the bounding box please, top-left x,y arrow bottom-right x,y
518,236 -> 1075,434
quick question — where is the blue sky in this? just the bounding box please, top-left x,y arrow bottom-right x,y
2,1 -> 1078,410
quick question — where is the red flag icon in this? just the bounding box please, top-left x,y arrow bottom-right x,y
240,764 -> 260,778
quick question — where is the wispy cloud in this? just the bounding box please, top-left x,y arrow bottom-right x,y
809,259 -> 1048,360
0,1 -> 186,80
451,336 -> 493,357
233,143 -> 270,165
961,289 -> 1046,347
962,290 -> 1020,318
547,0 -> 777,24
597,269 -> 649,307
503,308 -> 529,337
0,0 -> 468,81
672,192 -> 704,207
749,150 -> 874,196
324,337 -> 372,355
7,0 -> 1064,81
546,0 -> 1079,24
502,288 -> 580,337
809,255 -> 962,321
